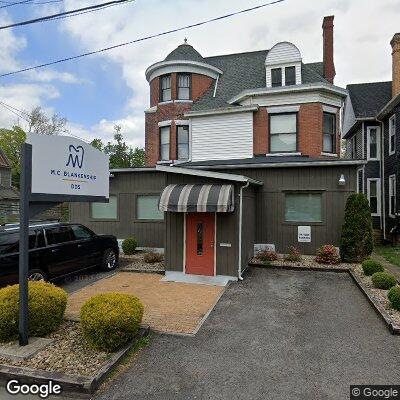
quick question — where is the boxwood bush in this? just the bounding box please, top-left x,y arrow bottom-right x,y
80,293 -> 144,352
340,193 -> 373,262
0,282 -> 67,342
361,259 -> 385,276
388,286 -> 400,311
371,272 -> 397,290
122,238 -> 138,255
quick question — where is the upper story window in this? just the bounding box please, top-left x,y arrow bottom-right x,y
177,125 -> 189,160
285,66 -> 296,86
323,112 -> 336,153
389,115 -> 396,155
367,178 -> 380,216
177,74 -> 191,100
367,126 -> 380,160
270,113 -> 297,153
271,68 -> 282,87
160,126 -> 170,161
160,75 -> 171,102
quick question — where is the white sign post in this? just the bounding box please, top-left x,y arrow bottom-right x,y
19,134 -> 109,346
298,226 -> 311,243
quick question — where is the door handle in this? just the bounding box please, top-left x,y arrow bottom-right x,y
51,248 -> 59,253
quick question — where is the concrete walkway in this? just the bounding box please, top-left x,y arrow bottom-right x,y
371,252 -> 400,282
96,268 -> 400,400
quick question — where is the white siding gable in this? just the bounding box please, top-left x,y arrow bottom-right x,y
265,42 -> 302,87
190,112 -> 253,161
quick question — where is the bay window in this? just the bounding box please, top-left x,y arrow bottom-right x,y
323,112 -> 336,153
284,192 -> 322,223
177,74 -> 191,100
177,125 -> 189,160
160,75 -> 171,102
159,126 -> 170,161
270,113 -> 297,153
136,195 -> 164,220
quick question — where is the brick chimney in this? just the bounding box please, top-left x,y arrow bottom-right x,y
322,16 -> 336,84
391,33 -> 400,98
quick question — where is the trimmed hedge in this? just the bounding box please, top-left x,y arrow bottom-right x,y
122,238 -> 138,255
340,193 -> 373,262
80,293 -> 144,352
361,259 -> 385,276
315,245 -> 340,265
371,272 -> 397,290
0,282 -> 67,342
388,286 -> 400,311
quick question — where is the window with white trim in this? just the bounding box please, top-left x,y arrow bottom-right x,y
160,75 -> 171,102
367,126 -> 380,160
389,175 -> 396,218
159,126 -> 170,161
270,113 -> 297,153
389,115 -> 396,155
136,195 -> 164,220
323,112 -> 336,153
367,178 -> 380,216
177,74 -> 191,100
177,125 -> 189,160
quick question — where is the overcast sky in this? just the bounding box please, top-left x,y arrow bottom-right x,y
0,0 -> 399,146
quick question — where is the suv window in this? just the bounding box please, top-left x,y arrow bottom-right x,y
45,226 -> 74,245
72,225 -> 93,240
0,231 -> 39,255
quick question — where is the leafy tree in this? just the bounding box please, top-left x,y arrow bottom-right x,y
0,107 -> 69,187
90,125 -> 145,168
340,193 -> 373,262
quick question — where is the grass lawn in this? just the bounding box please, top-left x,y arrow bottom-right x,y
375,245 -> 400,269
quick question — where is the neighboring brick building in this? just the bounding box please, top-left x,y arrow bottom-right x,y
0,147 -> 19,222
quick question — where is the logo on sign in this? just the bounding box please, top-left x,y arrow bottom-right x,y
66,145 -> 84,168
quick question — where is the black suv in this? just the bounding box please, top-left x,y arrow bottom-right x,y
0,221 -> 119,286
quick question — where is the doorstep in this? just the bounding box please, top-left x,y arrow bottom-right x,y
161,272 -> 236,287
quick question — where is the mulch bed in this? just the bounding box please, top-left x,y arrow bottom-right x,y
120,252 -> 164,273
250,254 -> 400,331
0,322 -> 110,377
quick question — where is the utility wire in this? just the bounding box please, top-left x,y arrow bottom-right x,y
0,0 -> 33,10
0,0 -> 285,78
0,0 -> 131,30
0,101 -> 30,122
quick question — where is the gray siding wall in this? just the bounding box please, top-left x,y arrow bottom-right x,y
230,165 -> 357,255
0,167 -> 11,187
69,171 -> 166,248
241,186 -> 256,271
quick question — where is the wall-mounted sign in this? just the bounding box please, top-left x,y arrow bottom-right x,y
298,226 -> 311,243
27,133 -> 109,199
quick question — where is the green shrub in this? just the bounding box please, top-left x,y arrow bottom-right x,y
257,250 -> 278,262
143,252 -> 163,263
284,246 -> 301,262
340,193 -> 373,263
371,272 -> 397,290
122,238 -> 137,255
388,286 -> 400,310
315,245 -> 340,265
80,293 -> 144,352
361,259 -> 385,276
0,282 -> 67,342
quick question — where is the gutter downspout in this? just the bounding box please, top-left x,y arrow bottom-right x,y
213,74 -> 219,98
238,181 -> 250,281
377,117 -> 386,240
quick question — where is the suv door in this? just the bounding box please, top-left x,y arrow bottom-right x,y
71,225 -> 102,267
44,226 -> 82,277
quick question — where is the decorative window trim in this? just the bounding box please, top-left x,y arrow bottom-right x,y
176,125 -> 190,162
174,120 -> 190,126
268,112 -> 298,154
159,126 -> 171,161
267,105 -> 300,114
367,178 -> 381,216
177,73 -> 192,101
158,120 -> 172,127
389,115 -> 396,156
321,152 -> 338,157
322,105 -> 337,114
389,174 -> 396,218
366,126 -> 380,161
159,74 -> 172,103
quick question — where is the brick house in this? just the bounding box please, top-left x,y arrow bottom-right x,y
0,147 -> 19,222
71,16 -> 364,283
343,33 -> 400,242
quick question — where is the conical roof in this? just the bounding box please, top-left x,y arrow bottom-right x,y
164,41 -> 205,63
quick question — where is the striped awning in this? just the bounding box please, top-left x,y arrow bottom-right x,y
159,184 -> 234,213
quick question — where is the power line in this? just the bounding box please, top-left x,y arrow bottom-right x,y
0,0 -> 131,30
0,0 -> 286,78
0,0 -> 33,10
0,101 -> 30,122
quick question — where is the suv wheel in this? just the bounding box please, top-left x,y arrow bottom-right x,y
28,269 -> 47,282
100,249 -> 117,271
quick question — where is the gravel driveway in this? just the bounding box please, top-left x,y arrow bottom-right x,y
96,268 -> 400,400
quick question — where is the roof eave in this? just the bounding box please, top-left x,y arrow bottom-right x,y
185,105 -> 259,118
377,92 -> 400,118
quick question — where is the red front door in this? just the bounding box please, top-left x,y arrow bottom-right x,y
186,213 -> 215,276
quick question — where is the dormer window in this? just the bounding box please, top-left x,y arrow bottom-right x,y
285,66 -> 296,86
160,75 -> 171,102
177,73 -> 191,100
271,68 -> 282,87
